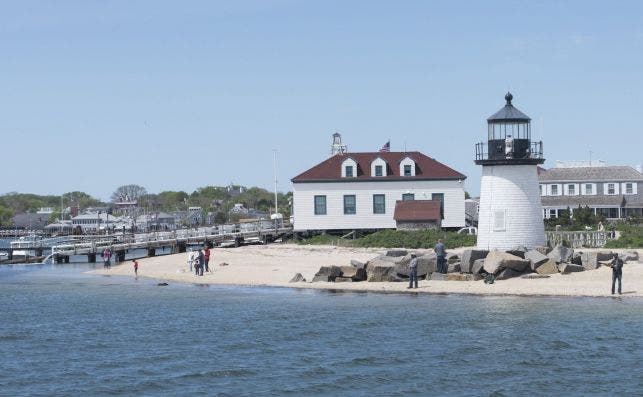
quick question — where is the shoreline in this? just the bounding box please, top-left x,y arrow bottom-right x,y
87,244 -> 643,299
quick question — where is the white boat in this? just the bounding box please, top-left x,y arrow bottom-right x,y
0,252 -> 8,260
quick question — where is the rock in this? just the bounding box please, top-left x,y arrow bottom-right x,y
525,250 -> 549,271
521,274 -> 551,279
447,262 -> 461,273
483,250 -> 531,274
506,250 -> 526,259
447,273 -> 477,281
367,265 -> 396,282
535,259 -> 559,274
157,282 -> 169,286
571,252 -> 583,266
385,249 -> 407,257
580,251 -> 613,270
350,259 -> 366,269
447,253 -> 460,264
430,272 -> 448,281
418,254 -> 438,275
312,266 -> 342,282
534,246 -> 551,255
340,266 -> 358,278
334,277 -> 353,283
512,245 -> 528,253
495,268 -> 523,280
621,251 -> 639,263
472,258 -> 486,274
460,250 -> 489,273
547,245 -> 574,263
289,273 -> 306,283
366,255 -> 400,269
558,263 -> 585,274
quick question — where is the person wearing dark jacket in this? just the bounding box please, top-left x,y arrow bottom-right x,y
611,253 -> 623,295
434,239 -> 447,274
197,249 -> 205,276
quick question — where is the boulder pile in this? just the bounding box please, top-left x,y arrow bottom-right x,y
301,247 -> 639,284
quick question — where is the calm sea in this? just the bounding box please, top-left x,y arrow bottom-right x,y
1,264 -> 642,396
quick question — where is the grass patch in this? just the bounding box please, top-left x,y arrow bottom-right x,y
297,229 -> 476,249
604,225 -> 643,249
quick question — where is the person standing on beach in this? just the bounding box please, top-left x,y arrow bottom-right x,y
197,249 -> 205,276
133,260 -> 139,276
434,239 -> 447,273
203,245 -> 211,272
407,254 -> 418,289
103,248 -> 112,269
610,253 -> 623,295
187,249 -> 194,271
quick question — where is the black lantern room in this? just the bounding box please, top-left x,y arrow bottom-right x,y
475,92 -> 544,165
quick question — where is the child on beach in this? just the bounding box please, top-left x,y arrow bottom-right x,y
133,260 -> 139,276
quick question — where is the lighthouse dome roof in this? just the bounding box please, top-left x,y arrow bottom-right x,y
487,92 -> 531,123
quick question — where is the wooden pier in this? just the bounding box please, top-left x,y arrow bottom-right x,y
1,221 -> 293,264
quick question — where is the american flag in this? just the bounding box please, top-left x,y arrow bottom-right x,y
379,140 -> 390,152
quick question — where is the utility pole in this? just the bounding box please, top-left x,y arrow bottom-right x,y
273,149 -> 278,215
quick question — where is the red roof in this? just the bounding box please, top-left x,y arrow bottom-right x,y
291,151 -> 466,182
393,200 -> 441,222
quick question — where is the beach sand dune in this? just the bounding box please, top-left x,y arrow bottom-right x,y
89,244 -> 643,298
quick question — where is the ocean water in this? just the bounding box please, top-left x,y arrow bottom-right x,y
1,265 -> 642,396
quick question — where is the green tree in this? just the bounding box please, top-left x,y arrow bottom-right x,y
0,205 -> 14,227
111,184 -> 148,202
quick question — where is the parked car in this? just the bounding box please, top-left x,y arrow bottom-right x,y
457,227 -> 477,235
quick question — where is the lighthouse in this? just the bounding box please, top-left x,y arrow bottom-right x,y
475,93 -> 545,250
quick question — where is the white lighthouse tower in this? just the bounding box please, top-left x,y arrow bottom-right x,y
475,93 -> 545,250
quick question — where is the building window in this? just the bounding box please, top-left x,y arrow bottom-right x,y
551,185 -> 558,196
373,194 -> 385,214
607,183 -> 615,195
403,165 -> 412,176
540,185 -> 544,196
402,193 -> 415,201
432,193 -> 444,219
314,196 -> 326,215
345,166 -> 353,178
375,165 -> 383,177
549,209 -> 557,218
585,184 -> 593,195
568,184 -> 575,195
625,183 -> 633,194
343,195 -> 356,215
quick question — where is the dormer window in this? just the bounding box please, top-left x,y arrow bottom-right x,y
370,157 -> 387,177
341,158 -> 358,178
399,157 -> 416,177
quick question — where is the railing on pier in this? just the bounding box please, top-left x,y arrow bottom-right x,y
545,230 -> 616,248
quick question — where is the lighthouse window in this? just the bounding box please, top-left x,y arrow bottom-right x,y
493,210 -> 506,231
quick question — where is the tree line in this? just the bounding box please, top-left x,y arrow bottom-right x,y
0,184 -> 292,227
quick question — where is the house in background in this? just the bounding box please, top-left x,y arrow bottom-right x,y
291,138 -> 466,232
539,162 -> 643,220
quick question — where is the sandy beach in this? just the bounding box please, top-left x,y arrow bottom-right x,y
89,244 -> 643,298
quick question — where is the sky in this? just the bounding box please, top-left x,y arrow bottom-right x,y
1,0 -> 642,201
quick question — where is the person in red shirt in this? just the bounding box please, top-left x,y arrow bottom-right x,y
203,245 -> 211,272
133,260 -> 139,276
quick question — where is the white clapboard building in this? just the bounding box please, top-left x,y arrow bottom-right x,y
475,92 -> 546,250
291,142 -> 466,232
